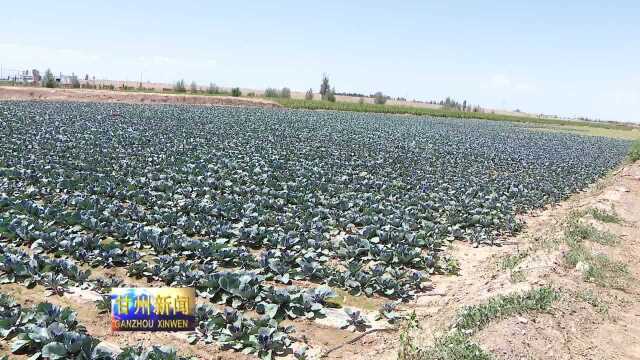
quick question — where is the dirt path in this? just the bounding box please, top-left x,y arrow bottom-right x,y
0,86 -> 281,108
327,161 -> 640,360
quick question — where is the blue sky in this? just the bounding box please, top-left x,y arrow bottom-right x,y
1,0 -> 639,122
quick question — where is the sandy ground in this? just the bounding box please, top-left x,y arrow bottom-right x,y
0,86 -> 281,108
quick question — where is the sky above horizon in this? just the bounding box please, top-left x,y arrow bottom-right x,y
1,1 -> 639,122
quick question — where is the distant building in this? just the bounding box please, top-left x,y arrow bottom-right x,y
56,73 -> 76,87
2,69 -> 41,84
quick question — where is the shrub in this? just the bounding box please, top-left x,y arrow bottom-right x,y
326,88 -> 336,102
320,74 -> 330,98
231,87 -> 241,97
174,79 -> 186,93
207,83 -> 220,94
264,88 -> 280,98
70,74 -> 80,89
305,88 -> 314,100
42,69 -> 57,88
373,91 -> 387,105
629,140 -> 640,162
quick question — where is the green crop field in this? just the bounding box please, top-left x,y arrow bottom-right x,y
274,98 -> 638,132
0,101 -> 632,359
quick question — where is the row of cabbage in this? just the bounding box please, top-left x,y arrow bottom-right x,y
1,102 -> 628,289
0,101 -> 631,358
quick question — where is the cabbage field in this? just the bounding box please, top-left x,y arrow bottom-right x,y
0,101 -> 631,358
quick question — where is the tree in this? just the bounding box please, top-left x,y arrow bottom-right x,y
264,88 -> 280,98
174,79 -> 186,92
231,87 -> 241,97
373,91 -> 387,105
326,87 -> 336,102
280,87 -> 291,99
207,83 -> 219,94
32,69 -> 41,84
42,69 -> 57,88
70,73 -> 80,88
320,74 -> 330,99
305,88 -> 314,100
462,100 -> 467,111
190,81 -> 198,93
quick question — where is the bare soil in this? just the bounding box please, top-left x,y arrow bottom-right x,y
0,86 -> 280,108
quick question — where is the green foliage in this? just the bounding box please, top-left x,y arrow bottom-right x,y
375,301 -> 403,324
70,74 -> 80,89
305,88 -> 314,100
398,312 -> 490,360
95,294 -> 111,314
628,140 -> 640,162
442,256 -> 461,275
341,308 -> 370,331
319,74 -> 335,101
440,97 -> 468,111
585,207 -> 622,224
454,287 -> 559,333
510,270 -> 527,283
117,345 -> 193,360
274,98 -> 637,131
417,331 -> 491,360
263,87 -> 291,98
0,101 -> 632,358
583,254 -> 630,289
326,87 -> 336,102
231,87 -> 241,97
42,69 -> 57,88
576,289 -> 609,315
398,287 -> 559,360
0,295 -> 100,359
564,214 -> 618,246
194,305 -> 293,359
373,91 -> 387,105
207,83 -> 221,94
562,214 -> 630,289
499,251 -> 528,270
319,74 -> 330,97
173,79 -> 186,93
264,88 -> 280,98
